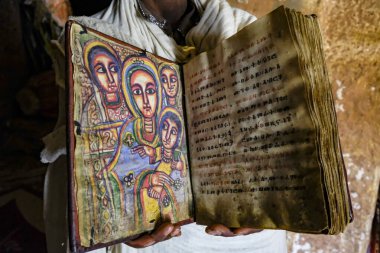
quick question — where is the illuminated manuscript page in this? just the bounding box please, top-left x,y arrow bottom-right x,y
68,22 -> 193,250
184,8 -> 329,232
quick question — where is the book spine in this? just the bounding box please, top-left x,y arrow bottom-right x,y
65,20 -> 83,253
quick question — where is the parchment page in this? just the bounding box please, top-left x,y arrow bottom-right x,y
184,7 -> 328,232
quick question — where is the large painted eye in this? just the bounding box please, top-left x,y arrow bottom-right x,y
163,122 -> 169,130
96,66 -> 106,73
146,87 -> 156,94
161,76 -> 168,84
171,128 -> 178,135
170,76 -> 177,83
133,89 -> 142,95
109,64 -> 118,73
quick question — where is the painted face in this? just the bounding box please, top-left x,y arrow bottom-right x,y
161,118 -> 178,149
92,53 -> 119,94
130,69 -> 158,118
161,68 -> 179,98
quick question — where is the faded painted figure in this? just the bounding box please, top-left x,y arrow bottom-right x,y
159,63 -> 181,108
83,40 -> 130,127
133,107 -> 187,227
103,56 -> 163,233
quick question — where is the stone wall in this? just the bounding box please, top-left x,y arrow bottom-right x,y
227,0 -> 380,252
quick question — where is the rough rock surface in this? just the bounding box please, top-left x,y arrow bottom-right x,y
228,0 -> 380,252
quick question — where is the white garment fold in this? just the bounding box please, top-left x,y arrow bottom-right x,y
40,125 -> 66,163
72,0 -> 255,63
91,224 -> 287,253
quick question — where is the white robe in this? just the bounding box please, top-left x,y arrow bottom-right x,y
72,0 -> 256,63
42,1 -> 287,252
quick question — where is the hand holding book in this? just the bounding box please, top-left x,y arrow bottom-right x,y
125,223 -> 261,248
125,223 -> 182,248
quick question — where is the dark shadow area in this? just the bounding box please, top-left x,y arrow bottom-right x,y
70,0 -> 112,16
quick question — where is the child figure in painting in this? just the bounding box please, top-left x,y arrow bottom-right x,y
132,107 -> 187,228
159,63 -> 181,108
83,40 -> 130,126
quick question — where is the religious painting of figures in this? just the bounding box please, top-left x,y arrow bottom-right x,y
67,22 -> 193,250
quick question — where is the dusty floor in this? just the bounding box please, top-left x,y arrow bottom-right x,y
228,0 -> 380,252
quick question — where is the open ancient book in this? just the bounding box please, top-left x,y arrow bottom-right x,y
66,6 -> 352,252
